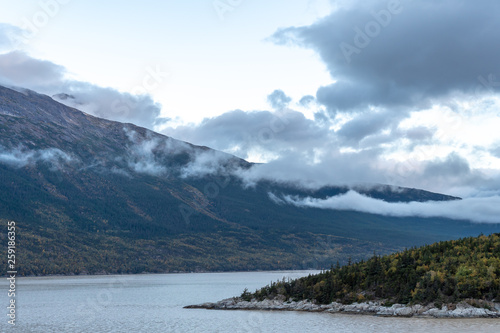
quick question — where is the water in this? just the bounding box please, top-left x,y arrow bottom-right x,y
1,271 -> 499,332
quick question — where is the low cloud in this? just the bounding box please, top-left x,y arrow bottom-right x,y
0,146 -> 76,170
125,137 -> 168,176
267,192 -> 286,205
180,149 -> 235,179
120,128 -> 241,179
232,150 -> 500,200
276,190 -> 500,224
233,149 -> 384,188
120,128 -> 181,177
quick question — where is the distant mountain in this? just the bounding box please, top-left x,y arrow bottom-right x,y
0,85 -> 498,275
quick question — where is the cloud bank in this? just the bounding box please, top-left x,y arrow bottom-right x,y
274,190 -> 500,224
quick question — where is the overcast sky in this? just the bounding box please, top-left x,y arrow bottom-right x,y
1,0 -> 500,207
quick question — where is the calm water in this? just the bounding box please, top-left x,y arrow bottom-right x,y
1,271 -> 499,332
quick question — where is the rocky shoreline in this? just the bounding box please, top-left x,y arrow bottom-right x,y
185,297 -> 500,318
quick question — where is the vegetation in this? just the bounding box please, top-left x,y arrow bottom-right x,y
0,217 -> 395,276
3,160 -> 499,276
1,84 -> 500,275
244,234 -> 500,305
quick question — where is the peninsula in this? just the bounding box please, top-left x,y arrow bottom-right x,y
187,233 -> 500,318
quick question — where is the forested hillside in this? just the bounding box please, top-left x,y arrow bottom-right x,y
245,234 -> 500,306
2,85 -> 500,275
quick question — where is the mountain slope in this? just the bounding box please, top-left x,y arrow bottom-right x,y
0,85 -> 499,275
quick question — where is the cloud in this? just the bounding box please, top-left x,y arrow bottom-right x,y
299,95 -> 315,108
162,108 -> 330,161
0,146 -> 76,169
491,145 -> 500,159
271,0 -> 500,114
0,48 -> 163,130
120,128 -> 187,177
404,126 -> 434,141
336,109 -> 404,145
423,153 -> 471,179
0,50 -> 66,88
233,148 -> 391,189
267,192 -> 286,205
0,147 -> 34,167
120,128 -> 244,179
1,13 -> 499,209
125,137 -> 168,176
0,24 -> 24,52
52,83 -> 165,129
267,89 -> 292,109
180,149 -> 236,179
231,149 -> 500,200
162,105 -> 498,196
263,0 -> 500,149
277,190 -> 500,224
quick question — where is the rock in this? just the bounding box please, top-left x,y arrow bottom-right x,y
185,298 -> 500,318
394,306 -> 414,317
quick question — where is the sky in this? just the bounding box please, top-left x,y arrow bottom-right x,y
1,0 -> 500,222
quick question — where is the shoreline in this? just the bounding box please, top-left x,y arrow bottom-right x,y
185,298 -> 500,318
1,269 -> 320,279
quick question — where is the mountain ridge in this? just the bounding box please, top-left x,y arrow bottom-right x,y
0,84 -> 498,275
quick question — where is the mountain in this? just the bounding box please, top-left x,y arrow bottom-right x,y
0,85 -> 499,275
